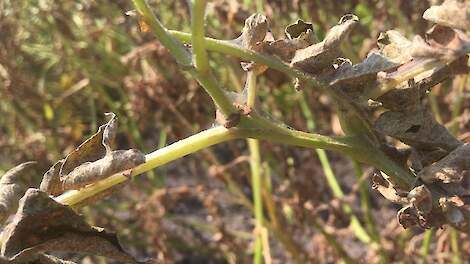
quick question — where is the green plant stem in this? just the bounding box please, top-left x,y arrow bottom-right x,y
248,138 -> 264,264
132,0 -> 235,115
55,126 -> 237,205
191,0 -> 210,75
246,71 -> 257,107
450,227 -> 461,264
353,161 -> 389,264
132,0 -> 191,66
299,93 -> 371,244
170,29 -> 379,143
246,71 -> 264,264
420,228 -> 433,258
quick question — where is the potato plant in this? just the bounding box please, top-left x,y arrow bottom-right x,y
0,0 -> 469,263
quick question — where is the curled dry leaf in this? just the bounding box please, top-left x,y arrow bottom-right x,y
236,13 -> 269,74
371,170 -> 408,204
62,149 -> 145,190
39,160 -> 64,196
423,0 -> 470,31
0,162 -> 37,225
377,30 -> 413,64
374,108 -> 461,151
397,206 -> 419,229
60,113 -> 117,176
262,19 -> 318,62
418,143 -> 470,184
411,29 -> 470,62
440,197 -> 466,227
1,189 -> 143,263
39,113 -> 145,197
329,52 -> 399,88
408,185 -> 432,215
377,55 -> 469,111
239,13 -> 268,51
290,14 -> 359,74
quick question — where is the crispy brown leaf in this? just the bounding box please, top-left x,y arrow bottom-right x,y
290,14 -> 358,74
239,13 -> 268,51
39,160 -> 64,196
329,52 -> 399,87
423,0 -> 470,31
1,189 -> 143,263
62,149 -> 145,190
374,108 -> 461,151
371,171 -> 409,204
377,30 -> 413,64
0,162 -> 37,225
60,113 -> 117,176
418,143 -> 470,184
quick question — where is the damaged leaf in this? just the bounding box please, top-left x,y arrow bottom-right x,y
374,108 -> 461,151
371,170 -> 408,204
377,30 -> 413,64
418,143 -> 470,184
291,14 -> 359,74
423,0 -> 470,31
408,185 -> 433,215
0,162 -> 37,225
1,189 -> 142,263
62,149 -> 145,190
39,113 -> 145,196
39,160 -> 64,196
329,52 -> 399,87
60,113 -> 117,177
238,13 -> 268,50
263,19 -> 317,62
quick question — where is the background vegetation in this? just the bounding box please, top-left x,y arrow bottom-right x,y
1,0 -> 469,263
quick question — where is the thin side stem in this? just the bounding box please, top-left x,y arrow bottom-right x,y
132,0 -> 234,115
55,126 -> 238,205
248,138 -> 264,264
246,71 -> 264,264
191,0 -> 210,75
420,228 -> 433,258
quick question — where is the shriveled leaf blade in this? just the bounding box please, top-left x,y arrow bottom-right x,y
418,143 -> 470,184
0,162 -> 37,225
291,14 -> 359,74
62,149 -> 145,190
60,113 -> 117,176
423,0 -> 470,31
1,189 -> 143,263
374,108 -> 461,151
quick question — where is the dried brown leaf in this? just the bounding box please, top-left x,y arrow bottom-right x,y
371,171 -> 409,204
240,13 -> 268,50
408,185 -> 432,215
39,160 -> 64,196
418,143 -> 470,184
60,113 -> 117,176
62,149 -> 145,190
374,108 -> 461,151
1,189 -> 142,263
290,14 -> 358,74
0,162 -> 37,225
397,206 -> 419,229
377,30 -> 413,64
423,0 -> 470,31
329,52 -> 399,87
